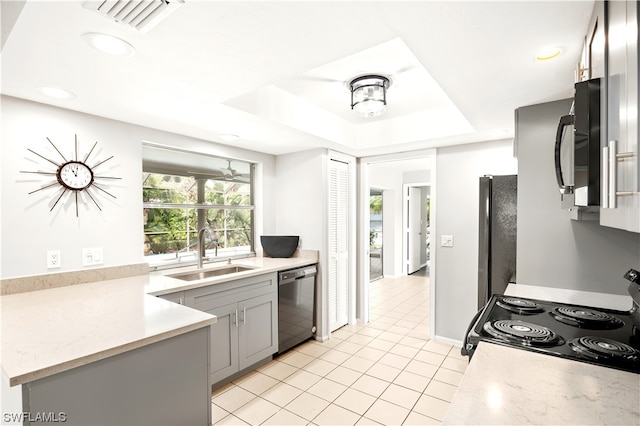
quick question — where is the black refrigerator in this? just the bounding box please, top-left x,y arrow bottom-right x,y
477,175 -> 517,309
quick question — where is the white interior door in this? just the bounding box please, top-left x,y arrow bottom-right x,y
329,159 -> 349,331
407,186 -> 422,274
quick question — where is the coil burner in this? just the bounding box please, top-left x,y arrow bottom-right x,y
483,320 -> 564,347
569,337 -> 640,369
496,297 -> 545,314
550,306 -> 624,330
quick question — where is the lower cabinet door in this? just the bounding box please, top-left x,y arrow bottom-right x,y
238,292 -> 278,370
208,302 -> 239,384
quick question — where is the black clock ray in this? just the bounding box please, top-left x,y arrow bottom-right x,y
46,137 -> 67,163
91,183 -> 117,199
83,141 -> 98,163
91,155 -> 114,169
27,181 -> 60,195
26,149 -> 61,168
83,189 -> 103,211
50,188 -> 68,212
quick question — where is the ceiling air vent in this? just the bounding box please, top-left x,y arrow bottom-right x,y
82,0 -> 185,33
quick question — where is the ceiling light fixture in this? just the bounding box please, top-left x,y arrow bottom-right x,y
349,74 -> 391,118
82,33 -> 136,57
535,47 -> 562,62
37,86 -> 76,100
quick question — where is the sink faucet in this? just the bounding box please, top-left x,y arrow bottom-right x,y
197,227 -> 216,269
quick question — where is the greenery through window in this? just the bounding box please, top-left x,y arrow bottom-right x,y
142,143 -> 254,266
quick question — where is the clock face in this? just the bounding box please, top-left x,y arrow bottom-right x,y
58,161 -> 94,190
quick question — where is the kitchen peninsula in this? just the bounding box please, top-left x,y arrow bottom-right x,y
1,252 -> 318,426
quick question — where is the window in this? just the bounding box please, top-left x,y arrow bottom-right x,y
142,143 -> 255,266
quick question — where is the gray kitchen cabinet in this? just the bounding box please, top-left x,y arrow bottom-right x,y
601,0 -> 639,232
579,0 -> 605,81
237,292 -> 278,369
207,302 -> 239,383
184,272 -> 278,385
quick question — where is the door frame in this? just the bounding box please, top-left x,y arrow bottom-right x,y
369,187 -> 384,281
403,183 -> 431,275
356,150 -> 436,337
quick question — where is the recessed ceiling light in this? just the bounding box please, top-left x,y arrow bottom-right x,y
82,33 -> 135,57
535,47 -> 563,62
219,134 -> 240,141
37,86 -> 76,100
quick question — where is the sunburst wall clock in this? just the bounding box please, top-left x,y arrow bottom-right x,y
21,134 -> 121,217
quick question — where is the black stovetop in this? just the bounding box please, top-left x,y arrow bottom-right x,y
466,295 -> 640,374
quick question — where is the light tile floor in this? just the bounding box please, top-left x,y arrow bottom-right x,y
211,272 -> 466,425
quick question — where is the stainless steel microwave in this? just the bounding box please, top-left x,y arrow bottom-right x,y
554,78 -> 601,211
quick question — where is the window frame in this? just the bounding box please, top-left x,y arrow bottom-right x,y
142,144 -> 256,269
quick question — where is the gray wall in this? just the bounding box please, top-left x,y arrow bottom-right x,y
434,139 -> 518,343
516,99 -> 640,294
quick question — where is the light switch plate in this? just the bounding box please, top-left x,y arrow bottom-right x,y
441,235 -> 454,247
82,247 -> 104,266
47,250 -> 61,268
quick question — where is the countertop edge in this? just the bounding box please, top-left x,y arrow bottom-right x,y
8,318 -> 216,387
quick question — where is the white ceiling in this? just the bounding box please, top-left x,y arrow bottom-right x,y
1,1 -> 595,157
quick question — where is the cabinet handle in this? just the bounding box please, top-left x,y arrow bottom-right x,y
242,307 -> 246,325
602,146 -> 609,208
178,298 -> 183,305
234,309 -> 238,328
604,140 -> 637,209
615,150 -> 636,195
609,140 -> 617,208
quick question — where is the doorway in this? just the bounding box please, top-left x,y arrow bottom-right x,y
405,185 -> 431,276
356,151 -> 436,335
369,189 -> 383,281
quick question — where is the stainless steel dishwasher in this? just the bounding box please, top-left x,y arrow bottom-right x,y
277,264 -> 317,354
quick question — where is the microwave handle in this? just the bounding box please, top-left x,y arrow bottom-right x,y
554,114 -> 574,194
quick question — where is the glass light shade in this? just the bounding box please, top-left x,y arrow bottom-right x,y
83,33 -> 135,57
350,75 -> 389,118
37,86 -> 76,100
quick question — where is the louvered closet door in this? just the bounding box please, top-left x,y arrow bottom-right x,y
329,159 -> 349,332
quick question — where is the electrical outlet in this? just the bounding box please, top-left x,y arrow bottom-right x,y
47,250 -> 61,269
82,247 -> 104,266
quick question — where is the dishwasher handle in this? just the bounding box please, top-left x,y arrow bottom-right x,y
279,265 -> 317,285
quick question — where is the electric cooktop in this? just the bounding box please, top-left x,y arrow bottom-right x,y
464,295 -> 640,374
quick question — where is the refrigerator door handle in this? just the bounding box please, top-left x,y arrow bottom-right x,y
554,114 -> 575,195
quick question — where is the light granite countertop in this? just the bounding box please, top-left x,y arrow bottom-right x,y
147,251 -> 319,296
444,342 -> 640,425
444,284 -> 640,425
1,253 -> 318,387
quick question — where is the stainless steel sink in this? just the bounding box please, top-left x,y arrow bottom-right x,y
168,265 -> 255,281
